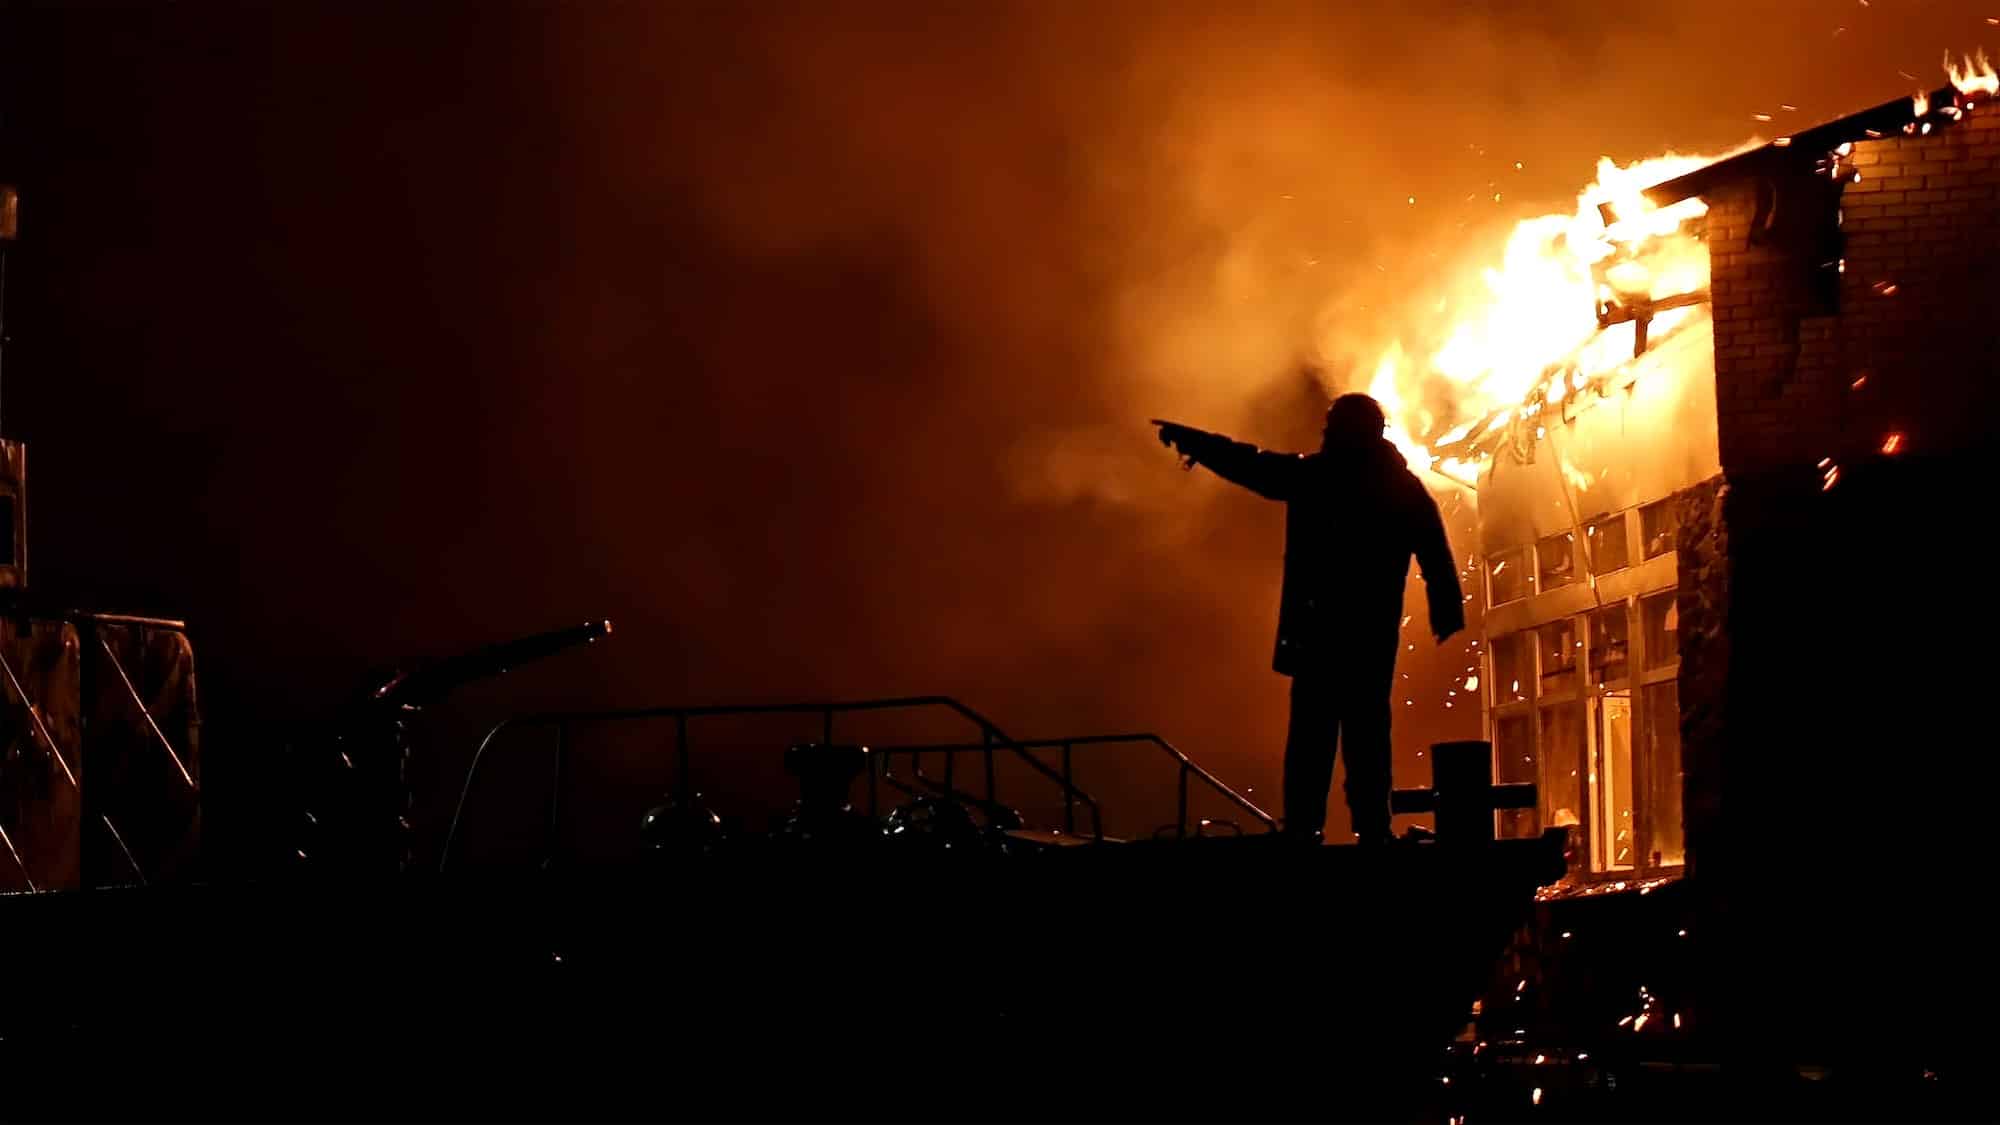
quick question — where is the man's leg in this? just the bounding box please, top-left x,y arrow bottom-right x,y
1283,676 -> 1340,841
1338,655 -> 1398,844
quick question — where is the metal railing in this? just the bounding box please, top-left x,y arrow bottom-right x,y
440,695 -> 1094,871
869,733 -> 1277,840
438,695 -> 1275,871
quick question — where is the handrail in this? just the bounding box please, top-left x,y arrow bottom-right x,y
869,733 -> 1278,839
438,695 -> 1103,871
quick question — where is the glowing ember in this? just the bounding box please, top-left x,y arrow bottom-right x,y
1881,432 -> 1905,454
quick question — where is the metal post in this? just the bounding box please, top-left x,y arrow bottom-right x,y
1062,742 -> 1075,836
1177,764 -> 1189,840
544,723 -> 567,869
867,748 -> 879,821
676,714 -> 691,800
983,729 -> 996,805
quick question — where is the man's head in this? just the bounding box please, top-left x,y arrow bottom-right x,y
1322,393 -> 1387,449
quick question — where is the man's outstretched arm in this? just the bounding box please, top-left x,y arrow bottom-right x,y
1152,421 -> 1301,501
1410,484 -> 1467,642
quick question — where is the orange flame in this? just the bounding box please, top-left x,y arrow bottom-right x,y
1351,149 -> 1741,490
1946,49 -> 1999,97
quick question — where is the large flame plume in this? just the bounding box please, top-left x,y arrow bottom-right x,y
1343,149 -> 1748,492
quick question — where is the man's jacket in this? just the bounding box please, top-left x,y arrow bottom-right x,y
1177,429 -> 1465,678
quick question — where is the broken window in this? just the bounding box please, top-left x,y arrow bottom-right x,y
1535,531 -> 1579,591
1640,498 -> 1680,560
1589,604 -> 1630,686
1585,512 -> 1630,574
1487,547 -> 1528,607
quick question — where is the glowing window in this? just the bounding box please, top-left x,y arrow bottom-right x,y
1589,605 -> 1630,686
1535,531 -> 1578,591
1585,512 -> 1630,574
1489,632 -> 1531,704
1495,713 -> 1537,840
1640,498 -> 1680,560
1538,703 -> 1584,841
1641,680 -> 1685,867
1641,591 -> 1680,671
1487,548 -> 1528,607
1591,691 -> 1635,872
1537,620 -> 1579,696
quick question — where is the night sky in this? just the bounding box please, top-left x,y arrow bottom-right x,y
1,1 -> 1992,858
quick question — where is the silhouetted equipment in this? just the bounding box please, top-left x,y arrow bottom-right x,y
776,742 -> 875,845
640,790 -> 723,855
293,619 -> 611,875
881,793 -> 983,849
1391,740 -> 1537,845
369,619 -> 612,708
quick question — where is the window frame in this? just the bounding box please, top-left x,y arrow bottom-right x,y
1482,500 -> 1684,887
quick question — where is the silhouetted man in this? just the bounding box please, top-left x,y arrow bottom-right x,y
1155,394 -> 1464,844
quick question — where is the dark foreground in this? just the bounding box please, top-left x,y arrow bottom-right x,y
4,834 -> 1561,1121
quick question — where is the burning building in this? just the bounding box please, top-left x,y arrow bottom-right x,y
1375,53 -> 2000,1074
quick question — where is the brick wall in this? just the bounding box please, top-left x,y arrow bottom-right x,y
1709,108 -> 2000,477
